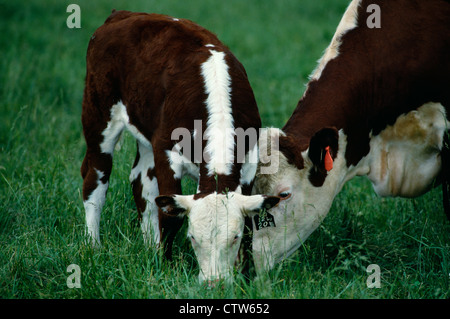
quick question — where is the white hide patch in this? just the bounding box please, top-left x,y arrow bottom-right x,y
200,50 -> 235,176
309,0 -> 361,81
239,142 -> 258,186
129,143 -> 155,182
141,176 -> 160,245
188,193 -> 243,282
186,192 -> 268,282
130,143 -> 160,245
366,102 -> 448,197
165,145 -> 200,180
252,128 -> 351,272
84,168 -> 108,246
100,101 -> 151,154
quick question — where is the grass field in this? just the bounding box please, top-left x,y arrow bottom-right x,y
0,0 -> 449,299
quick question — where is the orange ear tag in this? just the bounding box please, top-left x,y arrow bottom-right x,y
324,146 -> 333,171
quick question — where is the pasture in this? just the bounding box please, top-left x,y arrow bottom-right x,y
0,0 -> 449,299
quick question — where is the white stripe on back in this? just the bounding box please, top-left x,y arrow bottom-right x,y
201,50 -> 235,176
309,0 -> 361,81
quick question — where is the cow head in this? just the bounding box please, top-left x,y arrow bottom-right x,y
252,127 -> 349,271
155,192 -> 280,285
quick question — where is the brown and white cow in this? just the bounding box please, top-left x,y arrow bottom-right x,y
252,0 -> 450,271
80,10 -> 279,284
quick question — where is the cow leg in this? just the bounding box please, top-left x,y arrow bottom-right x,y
159,206 -> 185,260
153,147 -> 184,260
81,104 -> 124,246
235,217 -> 254,281
239,182 -> 257,279
130,141 -> 160,247
81,151 -> 112,246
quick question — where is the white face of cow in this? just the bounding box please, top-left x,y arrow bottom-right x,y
155,192 -> 280,285
252,127 -> 352,271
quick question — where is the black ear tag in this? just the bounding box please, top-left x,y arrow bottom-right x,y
254,208 -> 276,231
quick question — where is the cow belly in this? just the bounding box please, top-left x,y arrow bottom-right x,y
370,144 -> 441,197
367,102 -> 448,198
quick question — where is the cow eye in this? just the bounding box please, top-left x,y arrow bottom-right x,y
189,234 -> 196,244
278,191 -> 291,200
232,234 -> 240,244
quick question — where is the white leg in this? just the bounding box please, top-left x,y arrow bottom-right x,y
84,169 -> 108,247
82,101 -> 127,247
130,142 -> 160,247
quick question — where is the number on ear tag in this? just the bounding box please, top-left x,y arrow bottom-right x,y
254,210 -> 276,230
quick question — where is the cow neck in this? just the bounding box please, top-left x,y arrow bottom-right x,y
282,75 -> 351,149
195,166 -> 240,198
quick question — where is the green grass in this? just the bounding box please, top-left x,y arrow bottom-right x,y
0,0 -> 449,299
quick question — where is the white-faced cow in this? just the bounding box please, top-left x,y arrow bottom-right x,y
252,0 -> 450,271
80,10 -> 279,284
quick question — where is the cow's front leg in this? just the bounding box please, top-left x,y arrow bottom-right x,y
130,141 -> 161,247
153,146 -> 185,260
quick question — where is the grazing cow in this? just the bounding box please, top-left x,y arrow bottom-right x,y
80,10 -> 280,284
252,0 -> 450,271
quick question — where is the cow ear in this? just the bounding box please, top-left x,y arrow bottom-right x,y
308,127 -> 339,186
239,194 -> 280,216
155,195 -> 193,217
